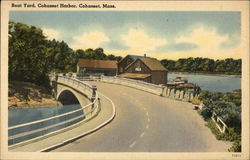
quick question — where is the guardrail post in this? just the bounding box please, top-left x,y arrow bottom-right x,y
91,85 -> 97,108
92,85 -> 97,98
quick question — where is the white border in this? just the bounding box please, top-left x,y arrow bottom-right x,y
1,1 -> 249,160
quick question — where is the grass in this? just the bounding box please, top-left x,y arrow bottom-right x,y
205,118 -> 241,152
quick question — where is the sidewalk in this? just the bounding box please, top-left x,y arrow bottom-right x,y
9,92 -> 115,152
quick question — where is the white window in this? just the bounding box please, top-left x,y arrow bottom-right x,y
135,61 -> 141,72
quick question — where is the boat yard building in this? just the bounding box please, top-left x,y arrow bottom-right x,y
118,55 -> 168,85
77,59 -> 117,76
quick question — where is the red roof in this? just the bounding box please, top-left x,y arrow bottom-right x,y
77,59 -> 117,69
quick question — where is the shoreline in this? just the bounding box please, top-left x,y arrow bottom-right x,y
169,72 -> 241,78
8,99 -> 62,109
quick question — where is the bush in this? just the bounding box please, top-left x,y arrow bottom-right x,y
199,91 -> 223,101
224,128 -> 241,141
205,119 -> 224,140
199,90 -> 241,153
198,90 -> 241,129
205,119 -> 241,142
228,140 -> 241,152
200,99 -> 214,120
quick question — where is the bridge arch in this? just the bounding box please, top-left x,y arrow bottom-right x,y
56,84 -> 90,108
57,90 -> 80,105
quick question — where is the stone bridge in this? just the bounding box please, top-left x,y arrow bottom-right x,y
51,76 -> 99,119
8,76 -> 101,149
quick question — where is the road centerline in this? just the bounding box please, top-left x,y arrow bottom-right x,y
148,118 -> 150,122
140,132 -> 145,138
129,141 -> 137,148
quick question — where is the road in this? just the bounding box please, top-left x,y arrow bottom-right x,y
53,81 -> 231,152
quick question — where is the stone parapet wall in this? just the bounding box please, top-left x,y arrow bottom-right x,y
100,76 -> 196,102
163,88 -> 195,102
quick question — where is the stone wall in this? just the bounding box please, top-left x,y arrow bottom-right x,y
162,88 -> 195,102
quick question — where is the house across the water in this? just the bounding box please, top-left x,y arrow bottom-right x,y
117,54 -> 168,85
77,59 -> 117,76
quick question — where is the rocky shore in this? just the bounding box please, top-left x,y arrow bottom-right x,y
8,81 -> 62,109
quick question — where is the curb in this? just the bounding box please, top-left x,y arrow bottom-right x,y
38,91 -> 116,152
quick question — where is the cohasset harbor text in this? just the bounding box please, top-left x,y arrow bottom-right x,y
11,3 -> 116,8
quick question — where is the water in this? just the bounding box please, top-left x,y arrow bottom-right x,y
168,73 -> 241,93
8,104 -> 83,145
9,104 -> 82,126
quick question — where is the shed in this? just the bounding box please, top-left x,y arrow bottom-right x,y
118,55 -> 168,85
77,59 -> 117,76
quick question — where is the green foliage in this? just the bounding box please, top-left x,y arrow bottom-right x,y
210,124 -> 241,152
223,89 -> 241,106
228,139 -> 241,152
200,100 -> 213,120
46,39 -> 75,72
160,57 -> 241,74
75,48 -> 122,61
9,21 -> 122,87
9,22 -> 50,86
199,90 -> 223,101
205,119 -> 241,142
199,90 -> 241,152
199,90 -> 241,129
205,119 -> 225,140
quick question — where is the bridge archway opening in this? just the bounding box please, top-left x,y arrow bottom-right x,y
57,90 -> 80,105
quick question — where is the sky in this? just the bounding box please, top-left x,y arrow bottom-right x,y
10,11 -> 241,60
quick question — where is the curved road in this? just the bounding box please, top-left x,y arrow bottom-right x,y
53,81 -> 231,152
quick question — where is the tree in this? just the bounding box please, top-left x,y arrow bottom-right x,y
202,58 -> 215,72
94,48 -> 106,60
85,48 -> 95,59
160,59 -> 176,71
9,22 -> 50,86
160,57 -> 241,74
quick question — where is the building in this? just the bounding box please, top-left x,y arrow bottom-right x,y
118,55 -> 168,85
77,59 -> 117,76
117,55 -> 144,74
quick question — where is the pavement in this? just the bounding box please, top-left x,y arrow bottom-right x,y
8,92 -> 115,152
52,81 -> 232,152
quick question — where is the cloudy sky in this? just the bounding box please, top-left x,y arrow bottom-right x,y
10,11 -> 241,60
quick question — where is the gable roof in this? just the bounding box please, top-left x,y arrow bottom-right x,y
129,55 -> 144,60
118,54 -> 144,64
139,57 -> 167,71
77,59 -> 117,69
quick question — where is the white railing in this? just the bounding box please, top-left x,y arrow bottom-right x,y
100,76 -> 164,96
9,75 -> 100,147
57,75 -> 94,98
77,75 -> 101,81
211,112 -> 228,133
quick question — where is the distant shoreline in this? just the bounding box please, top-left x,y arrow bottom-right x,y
169,72 -> 242,78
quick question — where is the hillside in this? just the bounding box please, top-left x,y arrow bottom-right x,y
8,81 -> 61,109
